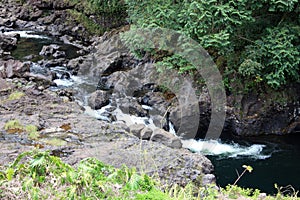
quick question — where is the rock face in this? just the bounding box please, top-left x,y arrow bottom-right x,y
227,89 -> 300,136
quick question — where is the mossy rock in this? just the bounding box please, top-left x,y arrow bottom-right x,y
8,91 -> 25,100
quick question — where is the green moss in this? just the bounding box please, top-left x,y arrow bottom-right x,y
4,120 -> 24,131
41,138 -> 67,146
68,9 -> 106,35
26,125 -> 40,140
8,91 -> 25,100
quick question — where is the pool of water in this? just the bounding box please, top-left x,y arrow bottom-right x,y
4,30 -> 80,61
188,134 -> 300,196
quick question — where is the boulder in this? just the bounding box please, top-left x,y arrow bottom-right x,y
129,124 -> 153,140
129,124 -> 145,137
23,72 -> 54,88
202,174 -> 216,185
53,50 -> 66,58
0,60 -> 30,78
151,128 -> 182,149
0,34 -> 18,51
88,90 -> 110,110
118,97 -> 148,117
39,44 -> 60,57
140,126 -> 153,140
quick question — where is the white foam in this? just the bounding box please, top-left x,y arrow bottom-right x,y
53,75 -> 84,87
113,107 -> 157,129
169,122 -> 176,135
3,31 -> 50,39
142,105 -> 153,110
84,106 -> 110,121
182,139 -> 270,159
54,78 -> 73,87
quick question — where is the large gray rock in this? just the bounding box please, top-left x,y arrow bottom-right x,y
0,17 -> 16,28
0,60 -> 30,78
88,90 -> 110,110
68,138 -> 214,187
23,72 -> 54,88
118,97 -> 148,117
39,44 -> 60,57
129,124 -> 153,140
0,34 -> 18,51
151,128 -> 182,149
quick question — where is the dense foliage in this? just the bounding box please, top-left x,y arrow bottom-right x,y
67,0 -> 127,35
125,0 -> 300,91
0,151 -> 298,199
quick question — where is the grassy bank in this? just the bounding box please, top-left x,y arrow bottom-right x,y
0,150 -> 298,199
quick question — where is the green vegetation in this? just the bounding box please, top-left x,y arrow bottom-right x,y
67,0 -> 127,35
25,125 -> 40,140
4,120 -> 40,138
124,0 -> 300,91
8,91 -> 25,100
0,150 -> 298,199
4,120 -> 23,130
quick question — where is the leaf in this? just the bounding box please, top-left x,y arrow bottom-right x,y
6,168 -> 14,181
60,123 -> 71,131
242,165 -> 253,173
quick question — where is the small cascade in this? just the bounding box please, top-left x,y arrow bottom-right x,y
3,30 -> 51,39
181,139 -> 271,159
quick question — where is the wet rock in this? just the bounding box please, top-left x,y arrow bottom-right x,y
228,89 -> 300,136
39,58 -> 67,68
53,50 -> 66,59
30,62 -> 53,77
150,128 -> 182,149
39,44 -> 60,57
88,90 -> 110,110
67,56 -> 92,72
170,102 -> 201,139
0,33 -> 18,51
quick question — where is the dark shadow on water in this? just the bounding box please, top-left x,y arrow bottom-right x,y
11,37 -> 80,61
208,132 -> 300,196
